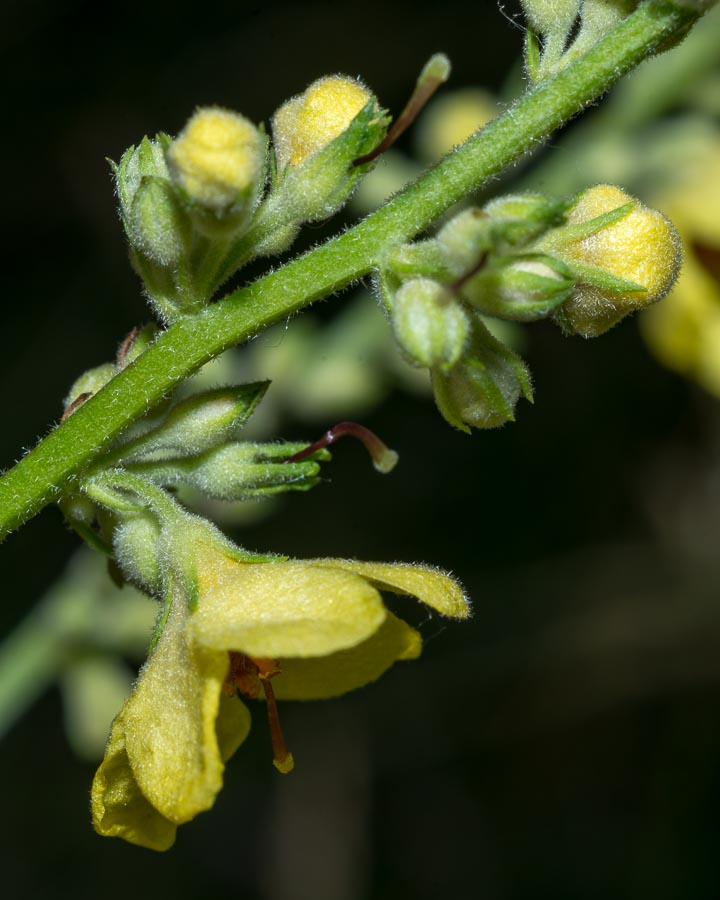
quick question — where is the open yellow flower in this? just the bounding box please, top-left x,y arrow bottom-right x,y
91,534 -> 468,851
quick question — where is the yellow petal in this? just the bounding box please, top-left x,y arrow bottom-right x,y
273,611 -> 421,700
191,559 -> 387,658
123,586 -> 237,824
91,712 -> 177,852
313,559 -> 470,619
215,693 -> 252,762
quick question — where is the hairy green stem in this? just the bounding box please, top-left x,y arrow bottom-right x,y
0,1 -> 707,540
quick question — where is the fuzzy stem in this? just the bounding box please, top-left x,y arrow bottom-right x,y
0,0 -> 708,541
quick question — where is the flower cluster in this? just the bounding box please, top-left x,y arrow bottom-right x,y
114,75 -> 388,319
378,185 -> 681,431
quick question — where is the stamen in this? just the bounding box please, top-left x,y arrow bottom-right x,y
226,653 -> 295,772
284,421 -> 399,474
260,676 -> 295,774
353,53 -> 451,167
60,392 -> 92,423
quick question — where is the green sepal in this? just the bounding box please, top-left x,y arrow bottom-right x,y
129,176 -> 192,267
391,278 -> 470,371
105,383 -> 270,465
436,208 -> 494,275
484,194 -> 572,247
384,240 -> 454,280
58,493 -> 114,556
461,254 -> 576,322
126,441 -> 330,501
431,315 -> 533,432
541,200 -> 635,247
81,470 -> 183,525
114,135 -> 172,233
562,258 -> 646,294
128,247 -> 187,321
524,29 -> 542,82
113,513 -> 164,596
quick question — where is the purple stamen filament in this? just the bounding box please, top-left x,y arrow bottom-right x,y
284,421 -> 399,474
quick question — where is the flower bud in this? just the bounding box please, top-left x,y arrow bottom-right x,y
113,514 -> 163,595
257,76 -> 387,233
272,76 -> 374,172
129,441 -> 327,501
114,136 -> 170,231
392,278 -> 469,370
111,383 -> 269,464
64,363 -> 116,410
522,0 -> 581,36
436,208 -> 492,275
431,316 -> 533,431
167,107 -> 266,217
550,185 -> 681,337
130,176 -> 190,267
460,256 -> 574,322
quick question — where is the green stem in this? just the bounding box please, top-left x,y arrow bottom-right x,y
0,0 -> 707,541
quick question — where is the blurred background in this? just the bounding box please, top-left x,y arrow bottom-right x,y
2,1 -> 720,897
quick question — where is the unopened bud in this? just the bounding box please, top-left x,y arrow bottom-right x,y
521,0 -> 581,35
113,383 -> 269,464
64,363 -> 116,411
461,256 -> 574,321
130,441 -> 326,501
130,176 -> 190,266
392,278 -> 469,370
114,136 -> 170,230
437,208 -> 492,275
272,76 -> 374,171
113,514 -> 163,595
167,107 -> 266,214
431,317 -> 533,431
254,76 -> 387,234
550,185 -> 681,337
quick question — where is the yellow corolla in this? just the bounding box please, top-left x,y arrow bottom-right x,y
167,107 -> 266,212
91,542 -> 468,851
272,76 -> 374,170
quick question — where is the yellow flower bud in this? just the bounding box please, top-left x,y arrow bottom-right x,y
272,76 -> 373,170
167,107 -> 265,212
557,185 -> 681,337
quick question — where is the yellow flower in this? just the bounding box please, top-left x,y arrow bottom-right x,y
91,537 -> 468,851
640,141 -> 720,395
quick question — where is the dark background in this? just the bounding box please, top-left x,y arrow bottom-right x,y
2,2 -> 720,898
